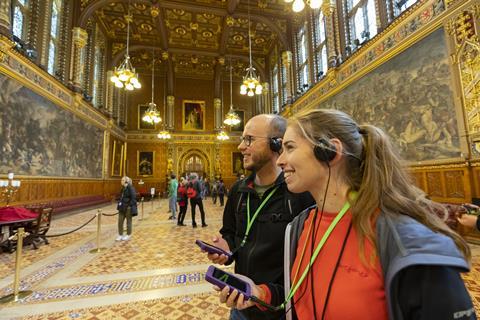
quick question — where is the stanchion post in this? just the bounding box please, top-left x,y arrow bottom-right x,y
141,197 -> 145,220
151,194 -> 154,212
0,227 -> 32,304
89,210 -> 106,253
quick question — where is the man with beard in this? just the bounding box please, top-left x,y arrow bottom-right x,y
204,114 -> 314,320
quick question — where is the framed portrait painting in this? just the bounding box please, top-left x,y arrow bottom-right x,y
230,110 -> 245,132
137,151 -> 155,177
111,140 -> 124,177
183,100 -> 205,131
138,105 -> 157,130
232,152 -> 245,175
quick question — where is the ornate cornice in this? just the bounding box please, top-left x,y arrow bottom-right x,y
126,133 -> 240,144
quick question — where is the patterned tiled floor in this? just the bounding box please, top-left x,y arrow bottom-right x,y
0,198 -> 479,319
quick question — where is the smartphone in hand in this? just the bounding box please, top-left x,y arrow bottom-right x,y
205,265 -> 251,299
195,240 -> 232,258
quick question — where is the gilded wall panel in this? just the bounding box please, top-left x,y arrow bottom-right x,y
444,170 -> 466,198
317,29 -> 460,161
0,73 -> 103,177
426,172 -> 443,197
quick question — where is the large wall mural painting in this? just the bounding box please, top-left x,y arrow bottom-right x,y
321,28 -> 460,161
0,74 -> 103,177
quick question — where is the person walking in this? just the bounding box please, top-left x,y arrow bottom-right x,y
116,176 -> 137,241
177,177 -> 188,226
188,173 -> 207,228
211,180 -> 218,204
217,179 -> 226,206
168,174 -> 178,220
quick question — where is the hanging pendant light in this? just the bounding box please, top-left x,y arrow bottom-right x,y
224,61 -> 241,126
240,0 -> 262,97
286,0 -> 321,13
217,80 -> 230,141
157,67 -> 171,140
110,0 -> 141,90
142,50 -> 161,124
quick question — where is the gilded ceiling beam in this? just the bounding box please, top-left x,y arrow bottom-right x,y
78,0 -> 289,49
110,45 -> 265,79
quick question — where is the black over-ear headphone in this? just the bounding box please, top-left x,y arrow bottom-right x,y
269,137 -> 282,153
314,138 -> 337,163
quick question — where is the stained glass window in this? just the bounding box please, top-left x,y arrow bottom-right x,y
344,0 -> 378,54
296,24 -> 309,90
12,0 -> 28,40
47,0 -> 62,75
314,10 -> 328,81
272,64 -> 279,113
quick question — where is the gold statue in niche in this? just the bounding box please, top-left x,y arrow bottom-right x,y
167,158 -> 173,173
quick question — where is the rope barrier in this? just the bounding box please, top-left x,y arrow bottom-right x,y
45,214 -> 97,238
101,211 -> 119,217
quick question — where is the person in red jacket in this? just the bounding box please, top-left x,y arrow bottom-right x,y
177,177 -> 188,226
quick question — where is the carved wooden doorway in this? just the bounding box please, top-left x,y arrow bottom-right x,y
184,154 -> 205,177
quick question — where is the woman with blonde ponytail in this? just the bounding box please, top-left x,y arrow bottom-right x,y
219,109 -> 474,320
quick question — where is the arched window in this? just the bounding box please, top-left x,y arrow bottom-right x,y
271,64 -> 279,114
47,0 -> 62,75
92,47 -> 103,107
281,63 -> 288,106
314,10 -> 328,82
295,24 -> 310,91
344,0 -> 378,53
12,0 -> 28,40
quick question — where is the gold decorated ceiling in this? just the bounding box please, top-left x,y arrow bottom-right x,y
82,0 -> 290,79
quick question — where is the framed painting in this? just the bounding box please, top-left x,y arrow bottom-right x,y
138,105 -> 157,130
183,100 -> 205,131
137,151 -> 155,177
230,110 -> 245,132
111,140 -> 124,177
232,152 -> 245,175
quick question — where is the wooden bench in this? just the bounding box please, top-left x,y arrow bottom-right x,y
26,195 -> 110,215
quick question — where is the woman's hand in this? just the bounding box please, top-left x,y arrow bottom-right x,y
214,274 -> 264,310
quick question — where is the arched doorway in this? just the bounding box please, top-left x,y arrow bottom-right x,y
185,154 -> 204,174
179,149 -> 210,178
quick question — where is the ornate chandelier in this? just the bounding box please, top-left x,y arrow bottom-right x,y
110,2 -> 141,90
240,0 -> 262,97
284,0 -> 321,12
157,130 -> 171,139
224,63 -> 241,126
142,50 -> 161,124
217,128 -> 230,141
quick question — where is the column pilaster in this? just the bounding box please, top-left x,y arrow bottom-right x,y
214,98 -> 222,130
0,0 -> 11,37
70,27 -> 88,92
166,95 -> 175,130
281,51 -> 293,104
322,0 -> 339,67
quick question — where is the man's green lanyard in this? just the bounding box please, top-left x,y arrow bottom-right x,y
240,187 -> 279,247
280,200 -> 351,309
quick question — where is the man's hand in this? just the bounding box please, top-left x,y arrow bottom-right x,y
206,236 -> 231,265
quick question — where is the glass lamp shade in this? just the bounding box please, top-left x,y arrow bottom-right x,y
142,102 -> 162,124
224,108 -> 241,126
217,130 -> 230,141
157,130 -> 171,139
